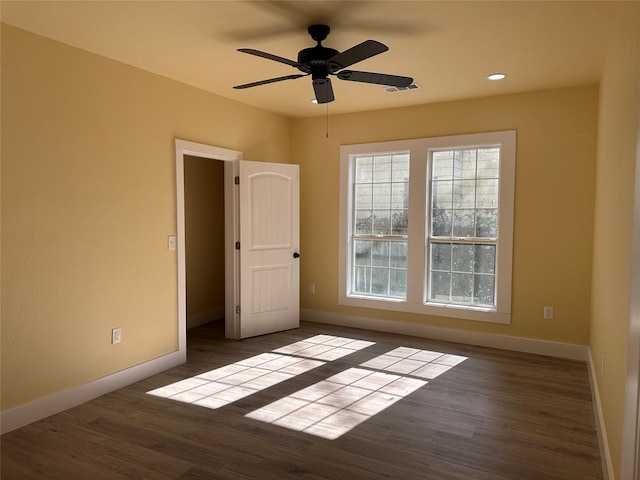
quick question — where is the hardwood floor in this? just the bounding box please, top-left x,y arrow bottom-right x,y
2,321 -> 604,479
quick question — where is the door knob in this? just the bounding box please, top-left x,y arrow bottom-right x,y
293,252 -> 300,259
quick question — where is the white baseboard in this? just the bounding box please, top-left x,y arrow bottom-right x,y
0,309 -> 594,440
1,349 -> 185,435
587,349 -> 614,480
187,306 -> 225,329
301,309 -> 589,361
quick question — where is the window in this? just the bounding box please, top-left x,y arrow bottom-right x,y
339,131 -> 515,324
428,147 -> 499,307
351,153 -> 409,299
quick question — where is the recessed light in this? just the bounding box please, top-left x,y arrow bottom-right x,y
487,73 -> 506,81
310,99 -> 319,104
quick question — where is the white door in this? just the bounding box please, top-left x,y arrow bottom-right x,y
239,160 -> 300,338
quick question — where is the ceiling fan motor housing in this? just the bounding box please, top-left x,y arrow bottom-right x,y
297,46 -> 339,78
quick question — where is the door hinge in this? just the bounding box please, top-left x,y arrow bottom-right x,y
235,241 -> 240,250
234,176 -> 240,185
235,305 -> 240,315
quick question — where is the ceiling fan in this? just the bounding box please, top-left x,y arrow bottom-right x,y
233,24 -> 414,104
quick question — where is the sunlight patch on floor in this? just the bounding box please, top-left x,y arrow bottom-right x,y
361,347 -> 467,379
147,334 -> 467,439
246,347 -> 468,439
272,334 -> 375,361
146,335 -> 372,409
147,352 -> 325,409
246,367 -> 427,440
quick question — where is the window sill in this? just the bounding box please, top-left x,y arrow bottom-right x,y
340,294 -> 511,324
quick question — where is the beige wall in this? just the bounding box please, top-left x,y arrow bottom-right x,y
293,85 -> 598,346
184,155 -> 225,322
0,25 -> 290,410
590,9 -> 640,479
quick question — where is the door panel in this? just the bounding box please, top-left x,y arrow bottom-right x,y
239,161 -> 300,338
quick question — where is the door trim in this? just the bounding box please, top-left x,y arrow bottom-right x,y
175,139 -> 243,349
621,101 -> 640,480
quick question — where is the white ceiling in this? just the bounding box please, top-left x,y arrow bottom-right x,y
2,1 -> 636,118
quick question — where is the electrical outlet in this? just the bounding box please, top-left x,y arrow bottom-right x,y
543,306 -> 554,319
308,283 -> 315,294
112,327 -> 121,345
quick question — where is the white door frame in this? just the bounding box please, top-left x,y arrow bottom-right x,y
622,107 -> 640,480
175,139 -> 243,352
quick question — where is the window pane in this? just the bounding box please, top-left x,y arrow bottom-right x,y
391,210 -> 408,235
354,184 -> 372,209
371,268 -> 389,295
390,269 -> 407,297
453,180 -> 475,209
432,151 -> 453,180
476,209 -> 497,238
355,157 -> 373,183
354,210 -> 372,235
372,241 -> 389,267
474,245 -> 496,274
353,266 -> 370,293
390,241 -> 407,268
453,209 -> 474,237
452,244 -> 473,272
373,210 -> 391,235
432,209 -> 452,237
430,243 -> 451,271
430,271 -> 450,301
452,273 -> 473,303
458,149 -> 477,179
452,150 -> 463,179
391,183 -> 408,209
432,180 -> 453,209
476,179 -> 498,208
354,240 -> 371,266
477,148 -> 500,178
392,154 -> 410,182
373,156 -> 392,182
474,274 -> 495,306
372,183 -> 391,209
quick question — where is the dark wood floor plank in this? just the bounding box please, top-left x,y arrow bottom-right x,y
2,320 -> 603,479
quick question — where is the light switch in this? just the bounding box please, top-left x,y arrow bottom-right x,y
168,235 -> 176,250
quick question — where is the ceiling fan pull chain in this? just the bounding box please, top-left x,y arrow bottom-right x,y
326,102 -> 329,139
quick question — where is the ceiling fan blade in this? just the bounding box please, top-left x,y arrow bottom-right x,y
313,77 -> 335,104
337,70 -> 413,88
328,40 -> 388,70
237,48 -> 304,69
234,74 -> 307,90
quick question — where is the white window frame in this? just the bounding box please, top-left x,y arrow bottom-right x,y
349,151 -> 411,300
339,131 -> 516,324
